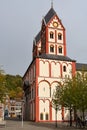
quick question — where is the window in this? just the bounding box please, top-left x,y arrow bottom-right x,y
11,107 -> 14,111
39,51 -> 41,56
50,32 -> 54,39
58,33 -> 62,40
40,113 -> 43,120
45,113 -> 49,120
50,45 -> 54,52
58,47 -> 62,53
63,66 -> 66,72
43,87 -> 45,91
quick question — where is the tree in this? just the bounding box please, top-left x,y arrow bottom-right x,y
52,85 -> 62,127
61,78 -> 76,126
52,71 -> 87,126
0,67 -> 7,102
74,72 -> 87,120
0,66 -> 23,101
5,74 -> 23,99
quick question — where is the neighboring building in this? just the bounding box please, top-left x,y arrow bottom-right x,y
4,98 -> 22,118
9,99 -> 22,118
0,102 -> 4,121
23,6 -> 87,122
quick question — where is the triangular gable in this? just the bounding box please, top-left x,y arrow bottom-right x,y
35,7 -> 64,43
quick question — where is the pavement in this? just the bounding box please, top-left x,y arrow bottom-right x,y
0,119 -> 87,130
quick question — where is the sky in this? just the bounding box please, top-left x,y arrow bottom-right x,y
0,0 -> 87,76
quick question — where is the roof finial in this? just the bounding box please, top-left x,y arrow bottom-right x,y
51,0 -> 53,8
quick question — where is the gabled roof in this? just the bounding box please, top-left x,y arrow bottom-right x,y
35,31 -> 41,43
44,7 -> 57,24
76,63 -> 87,71
35,7 -> 57,43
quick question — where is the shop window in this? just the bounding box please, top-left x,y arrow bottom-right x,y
11,107 -> 14,111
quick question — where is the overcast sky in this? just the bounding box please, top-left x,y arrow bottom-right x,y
0,0 -> 87,76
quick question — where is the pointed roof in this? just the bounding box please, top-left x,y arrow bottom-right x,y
35,7 -> 57,43
35,31 -> 41,43
44,7 -> 57,24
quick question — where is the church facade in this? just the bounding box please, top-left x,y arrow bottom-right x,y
23,7 -> 87,122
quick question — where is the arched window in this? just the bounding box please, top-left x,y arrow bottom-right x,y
39,51 -> 41,56
58,46 -> 62,53
63,66 -> 66,72
50,45 -> 54,52
40,113 -> 43,120
50,31 -> 54,39
58,33 -> 62,40
45,113 -> 49,120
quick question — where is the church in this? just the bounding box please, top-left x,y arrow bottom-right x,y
23,5 -> 87,122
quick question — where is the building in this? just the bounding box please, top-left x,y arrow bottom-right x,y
4,97 -> 22,118
0,102 -> 4,121
23,6 -> 87,122
9,99 -> 22,118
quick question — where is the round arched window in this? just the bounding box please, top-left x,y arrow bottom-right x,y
50,45 -> 54,52
58,46 -> 62,53
58,33 -> 62,40
50,31 -> 54,39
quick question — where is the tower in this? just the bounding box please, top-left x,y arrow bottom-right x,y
33,7 -> 66,58
23,6 -> 76,122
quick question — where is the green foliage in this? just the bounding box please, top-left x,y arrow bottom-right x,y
52,71 -> 87,120
52,85 -> 63,110
0,67 -> 23,102
5,74 -> 23,99
0,68 -> 7,102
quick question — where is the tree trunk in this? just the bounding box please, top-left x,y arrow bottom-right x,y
70,107 -> 72,127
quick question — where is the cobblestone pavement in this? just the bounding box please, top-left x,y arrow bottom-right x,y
0,119 -> 86,130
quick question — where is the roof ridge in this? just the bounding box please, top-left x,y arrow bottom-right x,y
44,7 -> 57,24
34,7 -> 57,43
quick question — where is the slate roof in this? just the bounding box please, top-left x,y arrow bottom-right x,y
44,7 -> 56,24
35,7 -> 57,43
37,53 -> 75,62
35,31 -> 41,43
76,63 -> 87,71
